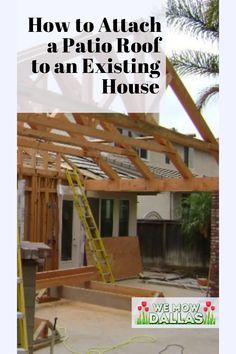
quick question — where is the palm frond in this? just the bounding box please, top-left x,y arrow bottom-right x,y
171,50 -> 219,77
197,84 -> 219,110
166,0 -> 219,41
205,0 -> 219,29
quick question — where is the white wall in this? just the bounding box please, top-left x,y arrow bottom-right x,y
137,193 -> 172,220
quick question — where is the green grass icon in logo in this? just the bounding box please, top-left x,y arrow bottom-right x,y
136,301 -> 150,325
203,301 -> 216,325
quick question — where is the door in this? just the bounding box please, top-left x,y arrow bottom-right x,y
59,199 -> 83,269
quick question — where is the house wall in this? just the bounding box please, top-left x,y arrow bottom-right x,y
148,145 -> 218,176
137,144 -> 218,220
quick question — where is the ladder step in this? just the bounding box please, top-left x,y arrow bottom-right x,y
17,312 -> 24,320
17,277 -> 21,284
66,168 -> 115,284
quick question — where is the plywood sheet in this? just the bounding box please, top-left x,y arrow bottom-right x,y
86,236 -> 143,280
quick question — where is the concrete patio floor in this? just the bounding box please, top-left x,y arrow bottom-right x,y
35,280 -> 218,354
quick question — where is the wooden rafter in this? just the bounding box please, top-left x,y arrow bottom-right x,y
61,113 -> 119,181
81,113 -> 219,154
18,137 -> 100,158
18,113 -> 172,154
128,114 -> 193,179
98,119 -> 156,180
166,58 -> 219,162
18,127 -> 136,157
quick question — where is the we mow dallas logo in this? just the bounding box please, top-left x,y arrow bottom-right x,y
132,298 -> 218,328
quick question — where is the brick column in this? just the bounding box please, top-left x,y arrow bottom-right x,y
210,191 -> 219,297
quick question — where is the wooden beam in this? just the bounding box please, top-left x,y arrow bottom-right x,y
36,266 -> 98,289
36,266 -> 97,280
18,166 -> 218,192
18,127 -> 136,157
80,113 -> 219,154
99,120 -> 156,180
93,156 -> 119,181
36,272 -> 98,289
84,176 -> 219,192
86,281 -> 163,297
166,58 -> 219,162
18,113 -> 171,154
18,137 -> 99,158
69,113 -> 119,181
128,114 -> 193,179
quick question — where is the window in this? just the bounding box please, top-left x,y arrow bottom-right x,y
184,147 -> 194,168
61,200 -> 73,261
88,198 -> 100,228
122,129 -> 148,160
184,147 -> 189,166
101,199 -> 113,237
165,154 -> 170,164
119,200 -> 129,236
139,147 -> 148,159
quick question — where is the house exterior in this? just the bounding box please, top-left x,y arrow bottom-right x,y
137,142 -> 219,220
17,154 -> 140,270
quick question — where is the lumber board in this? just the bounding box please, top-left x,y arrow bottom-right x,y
86,237 -> 143,280
81,113 -> 219,153
18,113 -> 170,154
85,176 -> 219,192
85,281 -> 163,297
18,127 -> 136,157
36,265 -> 97,280
61,284 -> 163,311
36,271 -> 98,289
36,266 -> 98,289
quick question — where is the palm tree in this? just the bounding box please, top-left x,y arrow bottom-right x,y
181,192 -> 212,239
166,0 -> 219,110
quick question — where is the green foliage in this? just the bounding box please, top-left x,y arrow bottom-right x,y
171,51 -> 218,77
166,0 -> 219,41
166,0 -> 219,110
181,192 -> 212,239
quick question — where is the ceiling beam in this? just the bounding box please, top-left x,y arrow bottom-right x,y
18,127 -> 136,157
79,113 -> 219,154
18,113 -> 172,154
18,137 -> 99,158
84,176 -> 219,192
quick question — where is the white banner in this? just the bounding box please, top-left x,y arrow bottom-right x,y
17,0 -> 166,113
132,297 -> 219,328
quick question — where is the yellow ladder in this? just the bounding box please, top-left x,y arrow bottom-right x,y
66,169 -> 115,283
17,231 -> 29,354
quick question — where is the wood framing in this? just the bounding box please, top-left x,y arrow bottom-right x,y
36,266 -> 98,289
17,59 -> 219,193
84,177 -> 218,192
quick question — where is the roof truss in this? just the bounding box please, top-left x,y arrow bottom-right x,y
17,59 -> 219,192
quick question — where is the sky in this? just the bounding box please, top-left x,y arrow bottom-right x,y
161,29 -> 219,138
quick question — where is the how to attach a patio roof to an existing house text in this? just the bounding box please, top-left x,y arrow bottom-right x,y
28,16 -> 164,95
